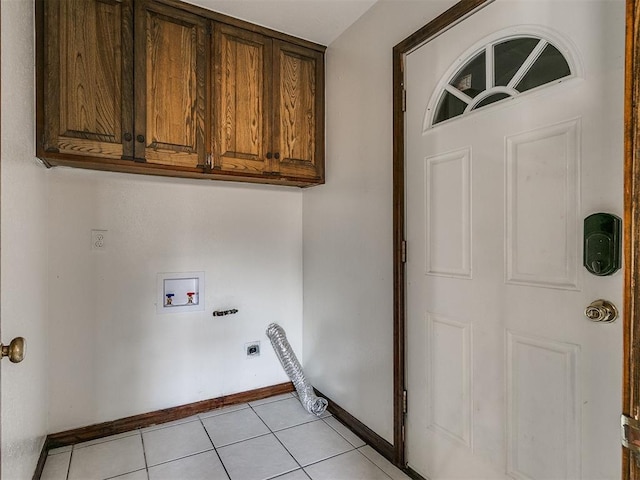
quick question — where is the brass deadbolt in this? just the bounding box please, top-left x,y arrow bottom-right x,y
1,337 -> 25,363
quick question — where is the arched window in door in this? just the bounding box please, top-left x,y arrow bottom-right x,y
429,35 -> 574,127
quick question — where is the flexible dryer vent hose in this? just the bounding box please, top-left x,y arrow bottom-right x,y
266,323 -> 328,416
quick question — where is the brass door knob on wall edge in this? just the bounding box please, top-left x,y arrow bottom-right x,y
1,337 -> 25,363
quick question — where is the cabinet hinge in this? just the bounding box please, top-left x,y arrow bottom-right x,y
402,390 -> 408,414
401,424 -> 405,443
401,240 -> 407,263
622,413 -> 640,466
402,87 -> 407,112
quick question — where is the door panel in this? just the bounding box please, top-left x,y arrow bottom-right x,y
405,1 -> 624,479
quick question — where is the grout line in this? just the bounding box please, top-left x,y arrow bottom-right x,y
139,415 -> 201,434
199,417 -> 232,480
354,447 -> 395,480
299,450 -> 360,469
104,467 -> 148,480
250,403 -> 305,478
321,416 -> 364,448
247,393 -> 295,408
143,447 -> 217,470
65,446 -> 73,480
251,402 -> 358,476
270,417 -> 326,433
140,430 -> 150,477
215,431 -> 272,449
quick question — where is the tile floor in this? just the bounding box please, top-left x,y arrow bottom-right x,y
41,393 -> 410,480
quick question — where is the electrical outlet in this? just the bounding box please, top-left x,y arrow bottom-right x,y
245,341 -> 260,358
91,230 -> 107,251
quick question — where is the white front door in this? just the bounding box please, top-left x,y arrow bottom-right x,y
405,1 -> 624,479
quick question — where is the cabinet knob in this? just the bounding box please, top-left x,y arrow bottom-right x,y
123,132 -> 132,142
274,152 -> 280,160
136,135 -> 145,143
266,152 -> 272,159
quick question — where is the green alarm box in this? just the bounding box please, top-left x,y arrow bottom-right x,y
583,213 -> 621,276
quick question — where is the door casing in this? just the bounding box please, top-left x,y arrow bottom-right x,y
391,1 -> 640,477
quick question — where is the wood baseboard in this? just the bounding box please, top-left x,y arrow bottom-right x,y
314,388 -> 395,464
45,382 -> 294,449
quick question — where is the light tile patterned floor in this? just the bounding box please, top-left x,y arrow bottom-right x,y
41,393 -> 410,480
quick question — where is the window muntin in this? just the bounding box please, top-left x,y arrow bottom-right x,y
431,36 -> 572,126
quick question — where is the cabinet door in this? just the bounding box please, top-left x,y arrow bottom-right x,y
42,0 -> 134,159
135,1 -> 207,169
212,24 -> 271,175
272,41 -> 324,181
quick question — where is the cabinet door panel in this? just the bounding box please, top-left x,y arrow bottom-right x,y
44,0 -> 133,159
136,2 -> 206,168
273,41 -> 324,180
213,25 -> 270,174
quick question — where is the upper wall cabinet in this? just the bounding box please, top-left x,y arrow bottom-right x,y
40,0 -> 133,161
134,1 -> 207,169
273,41 -> 324,180
212,25 -> 324,182
213,24 -> 271,177
36,0 -> 326,187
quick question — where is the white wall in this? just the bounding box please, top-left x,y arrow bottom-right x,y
1,0 -> 50,478
48,169 -> 303,432
303,0 -> 458,444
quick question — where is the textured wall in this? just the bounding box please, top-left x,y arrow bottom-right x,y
47,169 -> 303,432
302,0 -> 457,443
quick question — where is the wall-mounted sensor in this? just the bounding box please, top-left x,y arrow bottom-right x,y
583,213 -> 621,276
157,272 -> 205,314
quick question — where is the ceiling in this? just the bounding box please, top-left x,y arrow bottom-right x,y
184,0 -> 379,46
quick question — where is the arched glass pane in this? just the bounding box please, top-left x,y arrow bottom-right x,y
516,44 -> 571,92
433,91 -> 467,125
428,35 -> 574,128
473,92 -> 511,109
494,38 -> 540,86
450,51 -> 486,98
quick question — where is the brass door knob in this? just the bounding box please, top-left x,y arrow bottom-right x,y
1,337 -> 25,363
585,299 -> 618,323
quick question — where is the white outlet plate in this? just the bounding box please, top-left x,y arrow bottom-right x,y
245,341 -> 261,358
91,230 -> 107,251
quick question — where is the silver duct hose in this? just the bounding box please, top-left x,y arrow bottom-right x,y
266,323 -> 328,416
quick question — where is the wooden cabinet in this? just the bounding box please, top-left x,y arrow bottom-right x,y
134,1 -> 207,169
40,0 -> 133,161
212,25 -> 324,182
213,25 -> 271,177
272,41 -> 324,180
39,0 -> 206,170
36,0 -> 325,187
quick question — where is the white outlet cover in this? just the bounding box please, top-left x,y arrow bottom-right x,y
91,229 -> 107,251
157,272 -> 205,314
245,341 -> 261,358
